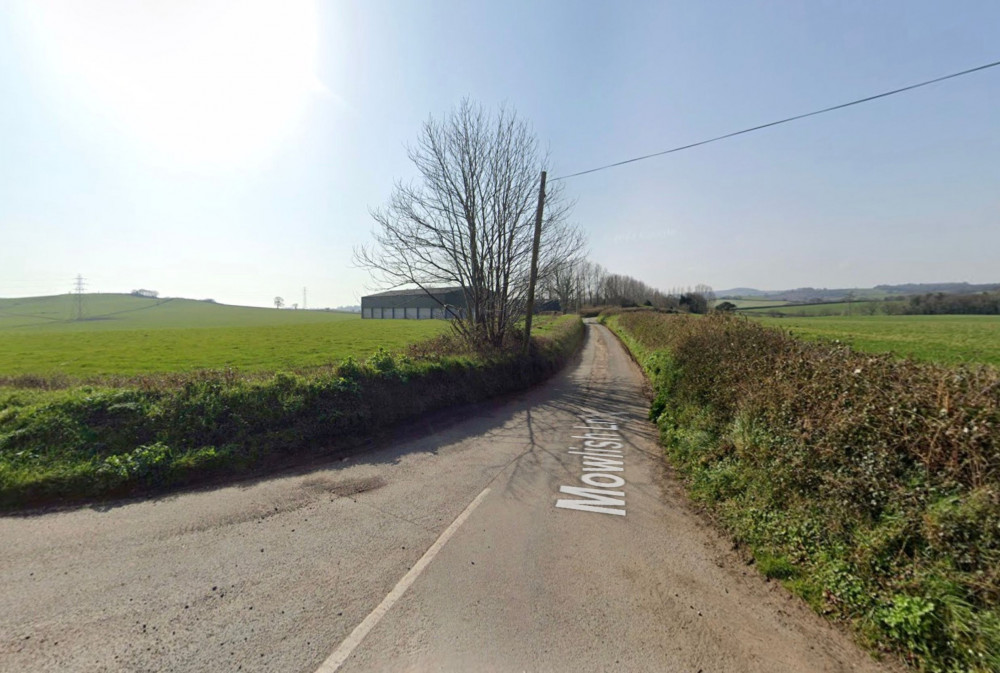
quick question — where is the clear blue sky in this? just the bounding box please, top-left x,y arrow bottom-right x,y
2,0 -> 998,307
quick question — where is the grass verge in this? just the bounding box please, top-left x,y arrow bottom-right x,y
602,310 -> 999,672
0,316 -> 583,509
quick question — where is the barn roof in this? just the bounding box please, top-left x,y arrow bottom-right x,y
364,286 -> 464,298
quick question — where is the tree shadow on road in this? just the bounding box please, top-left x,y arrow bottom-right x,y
7,324 -> 662,518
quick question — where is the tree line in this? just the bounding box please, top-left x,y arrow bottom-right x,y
543,260 -> 713,314
754,291 -> 1000,317
893,291 -> 1000,315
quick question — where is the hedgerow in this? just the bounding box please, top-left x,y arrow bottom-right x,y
0,316 -> 583,508
603,310 -> 999,672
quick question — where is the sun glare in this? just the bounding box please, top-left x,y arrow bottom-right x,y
23,0 -> 326,168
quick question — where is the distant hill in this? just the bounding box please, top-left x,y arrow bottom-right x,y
715,287 -> 770,297
873,282 -> 1000,295
0,293 -> 357,332
717,282 -> 1000,303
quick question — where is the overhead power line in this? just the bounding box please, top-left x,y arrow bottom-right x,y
550,58 -> 1000,182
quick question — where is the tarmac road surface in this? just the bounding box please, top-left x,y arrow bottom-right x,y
1,323 -> 894,672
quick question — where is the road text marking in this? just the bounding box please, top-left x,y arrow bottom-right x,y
555,408 -> 627,516
315,487 -> 492,673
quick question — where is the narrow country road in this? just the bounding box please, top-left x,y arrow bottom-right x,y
1,324 -> 893,672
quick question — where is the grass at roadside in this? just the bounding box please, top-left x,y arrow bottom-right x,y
0,316 -> 584,509
603,310 -> 1000,672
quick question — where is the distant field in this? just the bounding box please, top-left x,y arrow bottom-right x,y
753,314 -> 1000,367
740,300 -> 885,316
0,294 -> 449,376
0,294 -> 358,331
715,299 -> 790,309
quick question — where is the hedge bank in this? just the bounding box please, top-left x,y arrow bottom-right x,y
603,311 -> 999,672
0,316 -> 583,509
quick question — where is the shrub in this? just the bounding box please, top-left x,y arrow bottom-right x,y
605,312 -> 1000,671
335,356 -> 364,380
366,347 -> 399,376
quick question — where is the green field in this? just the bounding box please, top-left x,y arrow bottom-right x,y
754,314 -> 1000,366
714,299 -> 790,309
0,294 -> 449,376
0,294 -> 361,330
739,300 -> 884,316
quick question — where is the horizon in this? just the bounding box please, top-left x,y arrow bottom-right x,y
5,278 -> 1000,310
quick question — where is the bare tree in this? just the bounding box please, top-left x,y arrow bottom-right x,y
572,259 -> 679,309
695,283 -> 716,304
356,99 -> 584,349
573,260 -> 606,307
543,259 -> 582,311
274,296 -> 284,309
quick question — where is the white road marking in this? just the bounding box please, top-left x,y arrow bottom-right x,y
556,408 -> 628,516
314,487 -> 492,673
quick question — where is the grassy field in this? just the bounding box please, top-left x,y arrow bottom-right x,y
0,313 -> 584,508
738,300 -> 885,316
0,294 -> 449,376
754,314 -> 1000,367
0,294 -> 359,330
714,299 -> 790,309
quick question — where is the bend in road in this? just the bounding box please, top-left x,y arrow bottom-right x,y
1,323 -> 894,672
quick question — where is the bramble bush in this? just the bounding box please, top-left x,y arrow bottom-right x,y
603,310 -> 999,672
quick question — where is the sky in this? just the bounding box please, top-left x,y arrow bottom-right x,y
1,0 -> 998,308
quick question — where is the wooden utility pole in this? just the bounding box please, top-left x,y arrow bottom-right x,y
523,170 -> 547,355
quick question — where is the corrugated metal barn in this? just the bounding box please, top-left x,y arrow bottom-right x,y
360,287 -> 468,319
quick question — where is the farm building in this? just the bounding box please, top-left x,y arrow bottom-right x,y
361,287 -> 467,319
